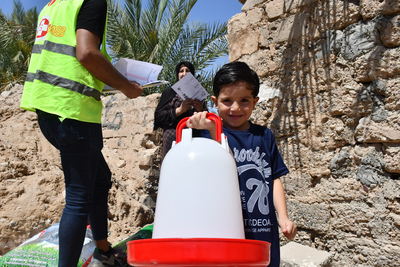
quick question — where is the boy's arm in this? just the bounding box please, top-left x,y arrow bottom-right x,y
273,178 -> 297,240
186,111 -> 217,141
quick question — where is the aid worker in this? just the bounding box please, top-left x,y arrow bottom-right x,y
20,0 -> 142,266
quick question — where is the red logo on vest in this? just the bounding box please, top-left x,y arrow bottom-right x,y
48,0 -> 57,6
36,16 -> 50,41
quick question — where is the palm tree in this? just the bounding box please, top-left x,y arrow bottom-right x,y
107,0 -> 228,95
0,0 -> 38,92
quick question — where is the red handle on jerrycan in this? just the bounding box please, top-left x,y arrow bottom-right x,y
176,113 -> 223,143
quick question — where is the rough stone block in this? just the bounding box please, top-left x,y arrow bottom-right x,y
259,84 -> 283,102
314,0 -> 361,31
228,9 -> 264,61
285,0 -> 317,12
242,0 -> 265,11
383,179 -> 400,199
340,20 -> 379,61
260,13 -> 310,46
246,7 -> 264,25
355,117 -> 400,144
286,200 -> 331,233
228,23 -> 260,61
280,242 -> 332,267
383,149 -> 400,173
380,15 -> 400,48
245,49 -> 280,77
265,0 -> 285,19
361,0 -> 400,20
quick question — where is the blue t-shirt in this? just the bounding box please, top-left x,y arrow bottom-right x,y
201,122 -> 289,267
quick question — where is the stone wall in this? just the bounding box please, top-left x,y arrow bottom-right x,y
230,0 -> 400,266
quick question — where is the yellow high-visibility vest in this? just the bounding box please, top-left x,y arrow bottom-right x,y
20,0 -> 111,124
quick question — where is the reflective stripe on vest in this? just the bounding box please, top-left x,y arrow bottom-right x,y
27,40 -> 101,101
32,40 -> 76,57
25,70 -> 101,101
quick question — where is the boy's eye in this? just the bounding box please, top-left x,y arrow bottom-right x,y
241,99 -> 249,102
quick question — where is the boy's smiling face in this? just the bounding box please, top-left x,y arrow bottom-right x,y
212,81 -> 259,131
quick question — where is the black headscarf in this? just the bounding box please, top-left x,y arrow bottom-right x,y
174,61 -> 195,81
154,61 -> 196,127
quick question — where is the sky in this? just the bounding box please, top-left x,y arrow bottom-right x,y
1,0 -> 244,68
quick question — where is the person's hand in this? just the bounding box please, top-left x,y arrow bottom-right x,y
278,218 -> 297,240
181,98 -> 193,112
186,111 -> 215,131
192,99 -> 203,112
176,99 -> 193,116
118,81 -> 143,99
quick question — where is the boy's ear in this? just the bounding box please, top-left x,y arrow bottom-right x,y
211,96 -> 218,108
253,97 -> 259,109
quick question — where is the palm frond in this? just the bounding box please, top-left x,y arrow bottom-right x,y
0,0 -> 37,91
107,0 -> 228,95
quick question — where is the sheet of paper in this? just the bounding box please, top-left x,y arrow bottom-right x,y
142,80 -> 169,88
171,73 -> 209,101
103,58 -> 168,92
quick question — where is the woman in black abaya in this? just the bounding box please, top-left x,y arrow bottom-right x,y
154,61 -> 208,162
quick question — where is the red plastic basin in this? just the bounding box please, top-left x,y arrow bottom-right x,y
127,238 -> 270,266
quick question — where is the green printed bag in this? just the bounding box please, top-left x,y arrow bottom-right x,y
0,223 -> 94,267
111,224 -> 153,263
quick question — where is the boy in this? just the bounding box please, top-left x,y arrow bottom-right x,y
186,62 -> 297,267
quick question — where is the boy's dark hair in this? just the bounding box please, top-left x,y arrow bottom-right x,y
213,61 -> 259,98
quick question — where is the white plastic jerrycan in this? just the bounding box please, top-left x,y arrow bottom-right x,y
152,113 -> 245,239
